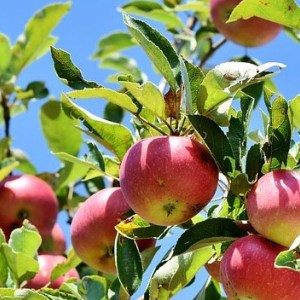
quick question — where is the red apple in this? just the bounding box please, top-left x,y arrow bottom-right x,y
0,174 -> 58,239
210,0 -> 282,47
24,254 -> 79,289
204,257 -> 222,282
71,187 -> 155,274
220,235 -> 300,300
119,136 -> 219,226
40,223 -> 66,255
247,169 -> 300,247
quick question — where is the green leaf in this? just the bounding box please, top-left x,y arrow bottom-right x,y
123,14 -> 181,91
194,277 -> 223,300
100,55 -> 144,82
61,94 -> 134,160
246,144 -> 264,182
9,2 -> 71,75
78,275 -> 108,300
115,234 -> 143,296
11,149 -> 37,175
93,31 -> 137,59
116,214 -> 168,240
229,0 -> 300,30
51,248 -> 81,282
197,62 -> 285,125
289,94 -> 300,130
0,33 -> 11,72
40,100 -> 82,157
0,230 -> 8,286
230,173 -> 252,196
122,1 -> 183,30
51,47 -> 100,90
8,221 -> 42,256
149,246 -> 214,299
120,81 -> 166,119
189,115 -> 235,175
67,87 -> 138,113
265,96 -> 291,169
104,102 -> 124,123
0,137 -> 11,161
0,157 -> 19,181
14,289 -> 49,300
173,218 -> 246,256
275,249 -> 300,271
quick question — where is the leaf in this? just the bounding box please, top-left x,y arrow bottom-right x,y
9,2 -> 71,75
116,214 -> 169,240
194,277 -> 223,300
173,218 -> 246,256
104,102 -> 124,123
189,115 -> 235,175
120,81 -> 166,119
0,33 -> 11,72
246,144 -> 264,182
149,246 -> 214,299
197,61 -> 285,124
93,31 -> 137,59
67,87 -> 138,113
121,1 -> 183,30
14,289 -> 49,300
61,94 -> 134,160
265,96 -> 291,169
289,94 -> 300,129
275,249 -> 300,271
229,0 -> 300,30
78,275 -> 108,300
115,234 -> 143,296
230,173 -> 252,196
123,14 -> 181,91
100,54 -> 144,82
11,149 -> 37,175
0,157 -> 19,181
51,248 -> 81,282
51,47 -> 100,90
0,230 -> 8,286
40,100 -> 82,157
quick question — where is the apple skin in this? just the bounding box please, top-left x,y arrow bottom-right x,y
39,223 -> 66,255
204,258 -> 221,282
220,235 -> 300,300
0,174 -> 58,239
24,254 -> 79,289
119,136 -> 219,226
71,187 -> 155,274
247,170 -> 300,247
210,0 -> 282,47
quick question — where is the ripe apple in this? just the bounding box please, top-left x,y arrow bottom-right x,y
247,169 -> 300,247
119,136 -> 219,226
71,187 -> 155,274
24,254 -> 79,289
0,174 -> 58,239
220,235 -> 300,300
210,0 -> 282,47
39,223 -> 66,255
204,257 -> 222,282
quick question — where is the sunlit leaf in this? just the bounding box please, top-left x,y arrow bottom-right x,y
0,157 -> 19,181
9,2 -> 71,75
0,33 -> 11,72
229,0 -> 300,30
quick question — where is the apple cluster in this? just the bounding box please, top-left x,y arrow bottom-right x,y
0,174 -> 79,289
70,135 -> 219,274
210,0 -> 282,47
207,170 -> 300,300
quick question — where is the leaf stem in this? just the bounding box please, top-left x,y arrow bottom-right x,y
134,113 -> 168,136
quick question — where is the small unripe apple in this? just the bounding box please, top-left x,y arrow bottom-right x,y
220,235 -> 300,300
24,254 -> 79,289
0,174 -> 58,239
40,223 -> 66,255
120,136 -> 219,226
247,169 -> 300,247
71,187 -> 155,274
210,0 -> 282,47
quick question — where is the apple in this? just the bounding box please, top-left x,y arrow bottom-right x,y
220,235 -> 300,300
24,254 -> 79,289
119,136 -> 219,226
247,169 -> 300,247
0,174 -> 58,239
210,0 -> 282,47
39,223 -> 66,255
71,187 -> 155,274
204,257 -> 222,282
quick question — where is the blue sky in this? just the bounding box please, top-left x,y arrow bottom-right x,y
1,1 -> 300,298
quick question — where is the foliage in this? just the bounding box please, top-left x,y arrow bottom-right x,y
0,0 -> 300,299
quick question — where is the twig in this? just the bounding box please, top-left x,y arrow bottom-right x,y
134,113 -> 168,136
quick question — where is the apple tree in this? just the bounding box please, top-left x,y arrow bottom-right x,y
1,0 -> 300,299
